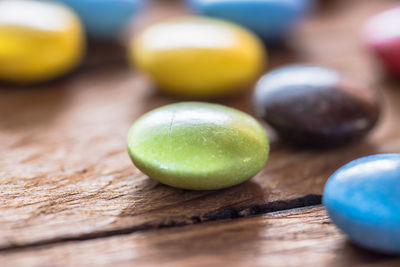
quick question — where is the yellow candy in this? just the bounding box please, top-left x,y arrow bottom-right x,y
0,0 -> 85,83
130,17 -> 266,98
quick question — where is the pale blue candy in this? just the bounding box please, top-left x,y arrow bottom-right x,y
56,0 -> 145,39
187,0 -> 314,42
323,154 -> 400,254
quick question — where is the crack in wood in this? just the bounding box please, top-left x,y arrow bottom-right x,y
0,194 -> 321,253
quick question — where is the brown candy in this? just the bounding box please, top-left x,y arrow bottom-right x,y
252,65 -> 381,147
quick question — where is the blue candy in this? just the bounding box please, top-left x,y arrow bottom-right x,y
187,0 -> 314,42
56,0 -> 145,39
323,154 -> 400,254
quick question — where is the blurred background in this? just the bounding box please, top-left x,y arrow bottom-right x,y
1,0 -> 399,142
1,0 -> 400,265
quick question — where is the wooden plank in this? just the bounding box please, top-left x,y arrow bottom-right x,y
2,207 -> 399,267
1,0 -> 400,250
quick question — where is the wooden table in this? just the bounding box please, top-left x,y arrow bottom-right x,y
1,0 -> 400,266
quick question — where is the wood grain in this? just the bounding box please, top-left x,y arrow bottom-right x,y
1,0 -> 400,258
2,207 -> 399,267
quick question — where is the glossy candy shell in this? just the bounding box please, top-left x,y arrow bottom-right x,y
365,7 -> 400,77
127,102 -> 269,190
56,0 -> 145,39
131,17 -> 266,98
0,0 -> 85,83
252,65 -> 380,147
323,154 -> 400,254
187,0 -> 313,42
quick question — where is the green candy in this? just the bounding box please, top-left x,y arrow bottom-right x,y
127,102 -> 269,190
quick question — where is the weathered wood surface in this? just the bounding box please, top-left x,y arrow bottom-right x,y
2,207 -> 400,267
1,0 -> 400,265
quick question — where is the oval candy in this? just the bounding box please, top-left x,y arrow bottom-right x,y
0,0 -> 85,83
56,0 -> 145,39
252,65 -> 380,147
127,102 -> 269,190
187,0 -> 313,42
365,7 -> 400,77
130,17 -> 266,98
323,153 -> 400,254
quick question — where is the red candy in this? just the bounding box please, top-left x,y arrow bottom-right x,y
365,7 -> 400,77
